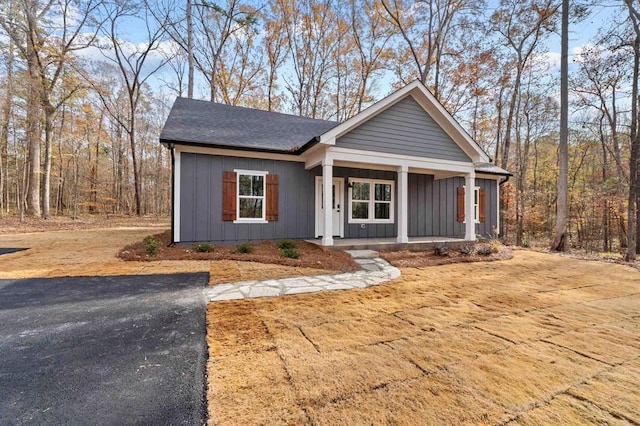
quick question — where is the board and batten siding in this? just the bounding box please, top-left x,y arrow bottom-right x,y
179,153 -> 315,243
408,174 -> 498,238
336,95 -> 471,162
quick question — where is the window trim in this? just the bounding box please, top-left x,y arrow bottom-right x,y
463,185 -> 481,224
234,169 -> 268,223
348,178 -> 395,224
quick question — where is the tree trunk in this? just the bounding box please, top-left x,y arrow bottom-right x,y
187,0 -> 194,98
129,119 -> 142,216
0,41 -> 14,214
41,106 -> 54,219
552,0 -> 569,252
26,59 -> 41,217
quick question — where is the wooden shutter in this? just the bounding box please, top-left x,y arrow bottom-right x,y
266,174 -> 279,221
222,171 -> 237,221
456,186 -> 465,222
478,188 -> 486,223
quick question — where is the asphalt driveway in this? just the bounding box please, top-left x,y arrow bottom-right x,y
0,272 -> 209,425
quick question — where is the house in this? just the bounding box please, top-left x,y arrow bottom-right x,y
159,81 -> 511,247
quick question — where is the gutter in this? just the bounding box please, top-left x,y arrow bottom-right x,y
169,143 -> 176,246
499,175 -> 510,186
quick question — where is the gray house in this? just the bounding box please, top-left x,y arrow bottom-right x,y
160,81 -> 511,246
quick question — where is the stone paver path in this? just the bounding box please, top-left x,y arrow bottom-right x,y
205,250 -> 400,301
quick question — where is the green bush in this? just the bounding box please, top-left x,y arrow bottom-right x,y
235,242 -> 253,254
280,248 -> 300,259
277,239 -> 297,250
143,235 -> 160,257
193,243 -> 215,253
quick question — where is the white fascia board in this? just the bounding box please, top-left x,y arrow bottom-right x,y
173,149 -> 181,243
475,173 -> 504,180
303,144 -> 329,169
174,145 -> 304,162
329,147 -> 475,174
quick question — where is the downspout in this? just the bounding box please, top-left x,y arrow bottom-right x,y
169,143 -> 175,246
499,175 -> 510,186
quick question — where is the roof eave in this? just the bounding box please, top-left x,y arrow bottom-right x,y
159,138 -> 306,155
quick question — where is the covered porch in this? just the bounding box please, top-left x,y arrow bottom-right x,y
305,145 -> 480,247
306,236 -> 466,251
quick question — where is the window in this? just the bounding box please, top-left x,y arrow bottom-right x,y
236,170 -> 266,222
349,179 -> 394,223
458,185 -> 483,224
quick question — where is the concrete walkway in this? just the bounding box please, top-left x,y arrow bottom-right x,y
205,250 -> 401,302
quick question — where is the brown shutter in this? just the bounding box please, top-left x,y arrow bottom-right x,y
478,188 -> 486,223
222,171 -> 236,221
266,174 -> 279,221
456,186 -> 465,223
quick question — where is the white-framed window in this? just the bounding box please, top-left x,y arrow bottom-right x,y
463,185 -> 481,224
349,178 -> 394,223
235,169 -> 267,222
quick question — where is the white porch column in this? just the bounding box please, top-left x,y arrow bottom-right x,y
465,172 -> 476,241
321,159 -> 334,246
397,165 -> 409,243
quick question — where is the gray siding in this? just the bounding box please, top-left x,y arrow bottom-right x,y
336,96 -> 471,162
408,175 -> 465,238
179,152 -> 498,243
408,175 -> 498,238
180,153 -> 315,243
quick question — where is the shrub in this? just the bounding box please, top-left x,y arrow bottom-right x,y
458,244 -> 473,256
491,240 -> 501,253
280,247 -> 300,259
433,244 -> 449,256
143,235 -> 160,257
277,239 -> 297,250
235,242 -> 253,254
193,243 -> 215,253
475,243 -> 494,256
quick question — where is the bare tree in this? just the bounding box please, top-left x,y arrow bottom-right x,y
491,0 -> 559,171
95,0 -> 171,216
551,0 -> 569,251
625,0 -> 640,260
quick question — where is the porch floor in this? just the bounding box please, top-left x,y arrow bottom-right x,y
306,236 -> 468,251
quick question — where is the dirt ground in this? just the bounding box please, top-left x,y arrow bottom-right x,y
0,219 -> 344,282
207,251 -> 640,425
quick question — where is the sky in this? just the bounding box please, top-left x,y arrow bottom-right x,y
65,0 -> 628,109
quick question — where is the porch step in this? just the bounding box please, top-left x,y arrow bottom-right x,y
344,249 -> 379,259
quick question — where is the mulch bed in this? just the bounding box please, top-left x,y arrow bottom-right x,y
118,230 -> 360,272
380,244 -> 513,268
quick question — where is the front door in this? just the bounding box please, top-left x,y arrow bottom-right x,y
316,177 -> 344,237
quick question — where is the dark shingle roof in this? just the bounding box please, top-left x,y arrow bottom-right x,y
474,163 -> 512,176
160,97 -> 339,153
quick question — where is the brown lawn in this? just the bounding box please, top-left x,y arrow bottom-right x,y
207,251 -> 640,425
0,219 -> 351,282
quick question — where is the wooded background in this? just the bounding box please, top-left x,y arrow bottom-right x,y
1,0 -> 640,256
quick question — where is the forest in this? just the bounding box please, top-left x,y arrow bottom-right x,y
1,0 -> 640,257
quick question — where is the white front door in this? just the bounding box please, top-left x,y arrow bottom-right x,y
316,177 -> 344,237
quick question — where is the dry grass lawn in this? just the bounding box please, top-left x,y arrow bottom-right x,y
207,251 -> 640,425
0,220 -> 332,282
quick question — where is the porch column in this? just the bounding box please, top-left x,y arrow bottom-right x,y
465,172 -> 476,241
397,165 -> 409,243
322,159 -> 334,246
